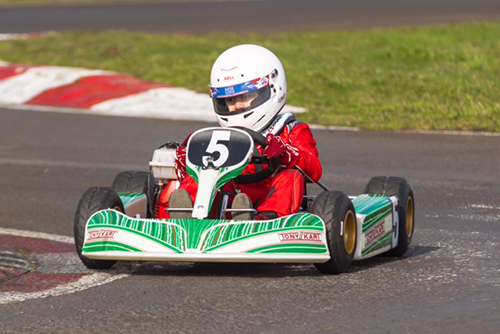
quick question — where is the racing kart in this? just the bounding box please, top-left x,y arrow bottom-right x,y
74,125 -> 415,274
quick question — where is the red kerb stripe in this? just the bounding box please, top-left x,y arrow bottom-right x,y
0,65 -> 37,81
27,74 -> 169,108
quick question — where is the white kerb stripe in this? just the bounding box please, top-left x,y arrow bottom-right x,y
90,87 -> 218,121
0,66 -> 111,104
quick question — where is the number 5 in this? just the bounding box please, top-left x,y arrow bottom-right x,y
203,131 -> 230,168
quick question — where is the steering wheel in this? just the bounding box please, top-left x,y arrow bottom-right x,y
233,127 -> 280,184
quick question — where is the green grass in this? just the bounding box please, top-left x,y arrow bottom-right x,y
0,23 -> 499,131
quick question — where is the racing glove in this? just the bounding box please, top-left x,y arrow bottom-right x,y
175,145 -> 187,180
265,134 -> 301,168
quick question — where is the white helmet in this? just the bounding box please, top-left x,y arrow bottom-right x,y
210,44 -> 287,132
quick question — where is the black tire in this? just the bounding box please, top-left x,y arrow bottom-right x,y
311,191 -> 357,274
111,171 -> 156,218
74,187 -> 124,269
364,176 -> 415,256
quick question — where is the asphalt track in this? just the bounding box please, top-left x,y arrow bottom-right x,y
1,107 -> 499,333
1,1 -> 500,333
1,0 -> 500,34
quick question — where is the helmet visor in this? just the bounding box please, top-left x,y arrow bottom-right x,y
211,75 -> 271,116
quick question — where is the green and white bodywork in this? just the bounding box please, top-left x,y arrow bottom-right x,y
81,192 -> 398,263
82,209 -> 330,262
351,194 -> 399,260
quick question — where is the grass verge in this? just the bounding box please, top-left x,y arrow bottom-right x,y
0,23 -> 499,131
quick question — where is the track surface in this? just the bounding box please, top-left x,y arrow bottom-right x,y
0,107 -> 499,333
1,0 -> 500,34
1,0 -> 500,333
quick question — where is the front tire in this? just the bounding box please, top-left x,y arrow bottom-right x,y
364,176 -> 415,256
311,191 -> 357,274
111,171 -> 156,218
74,187 -> 124,269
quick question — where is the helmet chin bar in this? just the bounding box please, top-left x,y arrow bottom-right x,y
215,93 -> 287,133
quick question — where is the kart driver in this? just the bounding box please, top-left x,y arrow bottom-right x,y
169,44 -> 322,220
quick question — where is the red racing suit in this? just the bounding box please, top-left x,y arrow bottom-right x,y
174,120 -> 322,218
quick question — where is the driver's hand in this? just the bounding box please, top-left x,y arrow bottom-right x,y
265,134 -> 300,168
175,145 -> 187,180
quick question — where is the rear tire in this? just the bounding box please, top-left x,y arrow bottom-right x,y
111,171 -> 156,218
74,187 -> 124,269
364,176 -> 415,256
311,191 -> 357,274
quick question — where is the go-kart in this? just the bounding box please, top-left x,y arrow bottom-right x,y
74,124 -> 415,274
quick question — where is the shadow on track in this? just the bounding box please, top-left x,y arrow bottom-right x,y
105,245 -> 439,278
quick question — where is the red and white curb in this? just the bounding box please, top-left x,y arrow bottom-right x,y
0,61 -> 306,121
0,227 -> 128,305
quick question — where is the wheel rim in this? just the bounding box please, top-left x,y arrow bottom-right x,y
343,210 -> 356,254
406,196 -> 414,238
